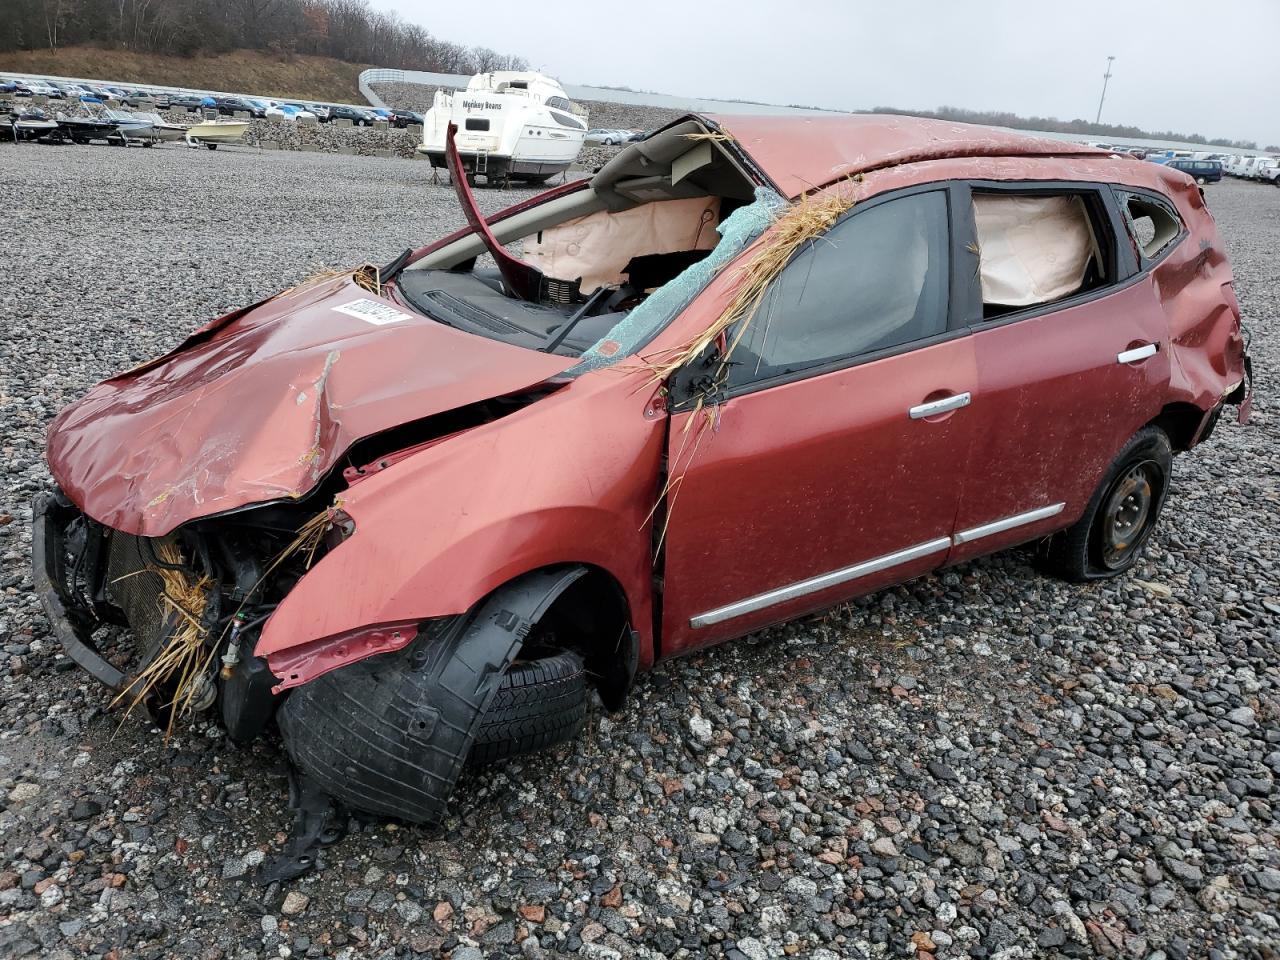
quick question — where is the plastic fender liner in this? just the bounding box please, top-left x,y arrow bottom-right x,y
277,565 -> 586,823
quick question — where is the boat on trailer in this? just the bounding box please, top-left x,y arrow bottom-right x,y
4,106 -> 59,143
417,71 -> 588,185
185,119 -> 249,150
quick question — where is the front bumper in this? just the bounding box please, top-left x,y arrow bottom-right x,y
31,491 -> 125,689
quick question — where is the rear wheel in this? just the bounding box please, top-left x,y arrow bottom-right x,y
206,143 -> 218,151
1036,426 -> 1172,581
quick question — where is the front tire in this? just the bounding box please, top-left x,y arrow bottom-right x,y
1036,426 -> 1172,581
469,651 -> 587,765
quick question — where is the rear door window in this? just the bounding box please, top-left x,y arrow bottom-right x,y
969,188 -> 1115,319
726,190 -> 951,387
1117,191 -> 1185,263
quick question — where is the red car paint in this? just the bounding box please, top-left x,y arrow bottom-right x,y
45,114 -> 1249,689
46,274 -> 573,536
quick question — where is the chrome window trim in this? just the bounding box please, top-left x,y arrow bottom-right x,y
689,537 -> 951,629
952,502 -> 1065,545
689,502 -> 1066,628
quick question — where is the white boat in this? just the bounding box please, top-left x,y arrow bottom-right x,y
418,71 -> 588,184
185,119 -> 249,150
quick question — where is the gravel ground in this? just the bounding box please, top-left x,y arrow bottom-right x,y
0,145 -> 1277,960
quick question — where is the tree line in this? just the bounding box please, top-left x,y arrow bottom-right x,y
869,104 -> 1266,152
0,0 -> 529,74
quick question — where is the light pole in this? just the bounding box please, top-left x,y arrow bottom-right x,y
1095,55 -> 1116,125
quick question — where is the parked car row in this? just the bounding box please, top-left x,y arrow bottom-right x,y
0,74 -> 416,129
1222,154 -> 1280,183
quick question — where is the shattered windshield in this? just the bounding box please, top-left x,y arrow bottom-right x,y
396,188 -> 784,364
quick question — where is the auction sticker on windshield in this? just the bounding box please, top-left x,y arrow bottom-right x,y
332,299 -> 412,326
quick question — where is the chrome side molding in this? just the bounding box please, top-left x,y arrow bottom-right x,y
952,502 -> 1065,545
690,502 -> 1067,628
689,537 -> 952,629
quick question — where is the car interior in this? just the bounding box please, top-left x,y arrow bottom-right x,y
397,120 -> 761,357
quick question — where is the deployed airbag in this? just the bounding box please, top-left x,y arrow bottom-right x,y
974,194 -> 1098,307
522,196 -> 721,294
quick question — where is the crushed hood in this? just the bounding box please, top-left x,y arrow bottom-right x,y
47,276 -> 574,536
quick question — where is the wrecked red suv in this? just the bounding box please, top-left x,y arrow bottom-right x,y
35,115 -> 1251,825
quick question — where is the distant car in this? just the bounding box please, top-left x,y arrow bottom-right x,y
20,80 -> 62,98
585,128 -> 633,145
278,102 -> 322,120
1255,159 -> 1280,184
124,90 -> 161,107
266,104 -> 317,122
389,109 -> 423,128
55,81 -> 97,98
1232,156 -> 1265,179
0,78 -> 18,94
1165,158 -> 1222,184
169,94 -> 208,111
326,104 -> 377,126
216,96 -> 266,118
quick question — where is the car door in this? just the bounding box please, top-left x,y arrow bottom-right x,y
660,186 -> 977,657
948,181 -> 1172,563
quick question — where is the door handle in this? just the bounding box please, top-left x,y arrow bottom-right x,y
1117,343 -> 1159,364
909,391 -> 971,420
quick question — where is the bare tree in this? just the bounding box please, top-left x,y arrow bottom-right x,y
1,0 -> 532,80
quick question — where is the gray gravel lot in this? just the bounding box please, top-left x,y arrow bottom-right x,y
0,144 -> 1277,960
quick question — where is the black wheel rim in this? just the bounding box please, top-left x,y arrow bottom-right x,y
1100,459 -> 1160,569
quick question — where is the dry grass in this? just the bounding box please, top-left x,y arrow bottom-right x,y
634,183 -> 859,549
682,131 -> 736,143
109,501 -> 339,737
273,503 -> 342,573
285,263 -> 383,298
639,182 -> 859,390
111,542 -> 213,739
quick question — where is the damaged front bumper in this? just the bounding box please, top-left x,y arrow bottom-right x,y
32,489 -> 127,689
32,489 -> 277,740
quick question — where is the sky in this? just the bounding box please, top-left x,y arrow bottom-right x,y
387,0 -> 1280,148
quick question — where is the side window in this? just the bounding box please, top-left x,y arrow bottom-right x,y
727,191 -> 950,387
971,190 -> 1112,319
1118,191 -> 1184,262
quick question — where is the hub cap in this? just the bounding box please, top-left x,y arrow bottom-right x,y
1101,461 -> 1159,569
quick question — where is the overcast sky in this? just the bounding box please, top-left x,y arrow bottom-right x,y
389,0 -> 1280,148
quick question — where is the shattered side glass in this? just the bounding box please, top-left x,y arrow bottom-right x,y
569,186 -> 788,374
